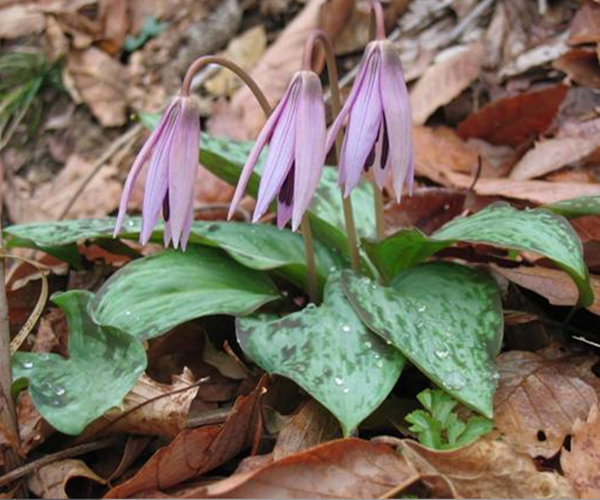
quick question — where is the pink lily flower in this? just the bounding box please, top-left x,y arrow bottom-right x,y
114,95 -> 200,250
228,71 -> 326,231
326,39 -> 413,202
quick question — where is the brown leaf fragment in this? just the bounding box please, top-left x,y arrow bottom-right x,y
273,399 -> 341,461
494,345 -> 600,458
561,404 -> 600,498
104,378 -> 266,498
28,459 -> 106,499
490,265 -> 600,316
400,439 -> 576,498
181,438 -> 420,499
410,43 -> 484,125
509,117 -> 600,180
569,0 -> 600,45
554,48 -> 600,89
457,84 -> 569,148
0,4 -> 45,39
65,48 -> 128,127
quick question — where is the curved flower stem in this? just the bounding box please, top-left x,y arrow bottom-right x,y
183,55 -> 319,303
369,1 -> 387,241
303,30 -> 361,273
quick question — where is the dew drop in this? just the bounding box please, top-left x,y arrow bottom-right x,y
341,325 -> 351,333
417,305 -> 427,313
445,372 -> 466,390
364,341 -> 373,349
54,386 -> 66,396
50,398 -> 62,407
342,387 -> 350,393
435,348 -> 450,359
376,360 -> 384,368
385,339 -> 393,345
22,360 -> 34,369
334,377 -> 344,386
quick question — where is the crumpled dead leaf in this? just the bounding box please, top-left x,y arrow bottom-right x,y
273,399 -> 341,461
569,0 -> 600,45
104,377 -> 266,498
182,438 -> 420,499
410,43 -> 484,125
561,404 -> 600,499
554,48 -> 600,90
490,265 -> 600,316
494,344 -> 600,458
64,48 -> 128,127
457,84 -> 568,148
400,439 -> 576,498
0,4 -> 45,39
27,458 -> 106,499
510,117 -> 600,180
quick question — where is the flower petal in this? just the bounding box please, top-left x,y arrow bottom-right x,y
167,97 -> 200,248
291,72 -> 326,231
227,79 -> 295,221
379,41 -> 413,202
114,99 -> 179,236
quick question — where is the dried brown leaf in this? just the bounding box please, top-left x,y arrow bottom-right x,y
569,0 -> 600,45
494,345 -> 600,458
181,438 -> 419,499
561,404 -> 600,498
400,439 -> 576,498
273,399 -> 341,461
554,48 -> 600,90
104,378 -> 266,498
65,48 -> 128,127
17,392 -> 54,454
509,117 -> 600,180
458,84 -> 569,148
0,4 -> 45,39
28,459 -> 106,499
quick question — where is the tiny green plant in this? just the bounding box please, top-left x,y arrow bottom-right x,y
405,389 -> 493,450
123,16 -> 168,53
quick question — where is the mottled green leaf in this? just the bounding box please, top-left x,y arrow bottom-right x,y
341,262 -> 503,417
92,248 -> 280,340
366,203 -> 592,306
12,291 -> 146,435
544,195 -> 600,218
237,274 -> 404,435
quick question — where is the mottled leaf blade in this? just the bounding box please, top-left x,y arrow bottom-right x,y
237,274 -> 404,435
12,291 -> 146,435
91,248 -> 280,340
544,195 -> 600,218
342,262 -> 503,418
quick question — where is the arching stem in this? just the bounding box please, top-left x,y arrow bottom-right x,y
303,31 -> 361,273
182,56 -> 319,303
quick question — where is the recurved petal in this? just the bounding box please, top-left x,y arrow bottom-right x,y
340,49 -> 383,197
167,96 -> 200,249
379,40 -> 413,202
227,79 -> 294,221
325,42 -> 379,154
114,99 -> 179,236
291,71 -> 326,231
252,77 -> 300,223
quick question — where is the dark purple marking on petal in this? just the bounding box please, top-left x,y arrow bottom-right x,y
162,189 -> 170,222
380,116 -> 389,169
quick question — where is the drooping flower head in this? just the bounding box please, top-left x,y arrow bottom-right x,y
114,95 -> 200,250
228,70 -> 326,231
326,38 -> 413,202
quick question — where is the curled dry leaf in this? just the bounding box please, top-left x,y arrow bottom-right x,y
410,43 -> 484,125
561,404 -> 600,499
273,399 -> 341,461
82,369 -> 200,440
569,0 -> 600,45
17,392 -> 55,454
457,84 -> 568,148
27,459 -> 106,499
181,438 -> 420,499
509,117 -> 600,180
64,48 -> 128,127
104,378 -> 266,499
400,439 -> 576,498
554,48 -> 600,90
494,344 -> 600,458
207,0 -> 353,140
490,265 -> 600,316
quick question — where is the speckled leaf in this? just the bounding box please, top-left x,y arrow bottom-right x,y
366,203 -> 592,306
341,263 -> 503,418
544,195 -> 600,218
12,291 -> 146,435
91,248 -> 280,340
237,274 -> 405,435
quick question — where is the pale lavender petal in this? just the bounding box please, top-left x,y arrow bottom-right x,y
227,79 -> 295,221
339,50 -> 383,197
379,41 -> 413,202
178,203 -> 195,250
167,97 -> 200,248
291,72 -> 326,231
325,43 -> 379,154
252,78 -> 300,222
114,99 -> 179,236
277,198 -> 293,229
163,220 -> 172,247
140,106 -> 182,244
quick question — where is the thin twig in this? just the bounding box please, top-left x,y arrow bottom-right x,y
0,437 -> 122,488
